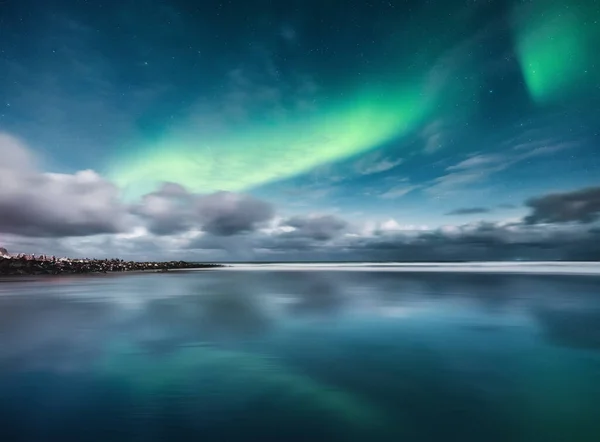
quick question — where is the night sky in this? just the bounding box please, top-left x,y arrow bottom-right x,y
1,0 -> 600,261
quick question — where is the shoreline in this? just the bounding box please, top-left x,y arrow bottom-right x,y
0,256 -> 223,277
0,268 -> 219,284
173,261 -> 600,276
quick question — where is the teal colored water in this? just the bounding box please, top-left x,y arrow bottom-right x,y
0,270 -> 599,441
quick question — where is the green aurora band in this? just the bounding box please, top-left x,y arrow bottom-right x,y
106,2 -> 488,197
109,83 -> 432,196
514,0 -> 600,104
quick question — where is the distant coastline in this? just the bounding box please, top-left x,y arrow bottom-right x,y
0,254 -> 222,277
200,261 -> 600,276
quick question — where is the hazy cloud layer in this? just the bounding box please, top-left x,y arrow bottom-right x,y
282,215 -> 348,241
2,132 -> 599,262
354,153 -> 404,175
7,219 -> 600,263
379,184 -> 420,199
525,187 -> 600,224
343,223 -> 600,262
195,220 -> 600,262
446,207 -> 491,216
426,141 -> 579,197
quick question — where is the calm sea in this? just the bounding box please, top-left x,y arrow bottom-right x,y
1,265 -> 599,441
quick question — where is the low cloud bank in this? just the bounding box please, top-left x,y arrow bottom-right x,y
2,133 -> 600,261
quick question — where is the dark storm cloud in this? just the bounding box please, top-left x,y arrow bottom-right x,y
282,215 -> 348,241
524,187 -> 600,224
446,207 -> 491,216
0,134 -> 128,238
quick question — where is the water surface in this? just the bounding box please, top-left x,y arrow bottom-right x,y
1,266 -> 599,441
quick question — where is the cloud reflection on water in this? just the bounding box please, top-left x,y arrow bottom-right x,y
1,270 -> 600,441
2,271 -> 600,369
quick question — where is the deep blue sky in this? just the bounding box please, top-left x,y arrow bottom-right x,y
1,0 -> 599,260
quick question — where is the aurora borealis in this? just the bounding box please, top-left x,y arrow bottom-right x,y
514,0 -> 600,104
110,83 -> 431,195
2,3 -> 600,438
1,0 -> 600,261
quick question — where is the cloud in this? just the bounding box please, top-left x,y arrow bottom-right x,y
425,171 -> 485,196
133,184 -> 275,237
446,154 -> 504,171
3,135 -> 599,264
379,219 -> 404,232
184,186 -> 599,261
196,191 -> 275,236
14,216 -> 600,262
0,133 -> 128,238
446,207 -> 491,216
379,184 -> 420,199
6,189 -> 600,262
0,133 -> 274,243
421,120 -> 446,154
233,184 -> 600,260
354,153 -> 404,175
427,141 -> 573,196
524,187 -> 600,224
342,222 -> 600,262
282,215 -> 347,241
132,183 -> 193,235
419,116 -> 469,155
245,219 -> 600,262
512,139 -> 579,153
